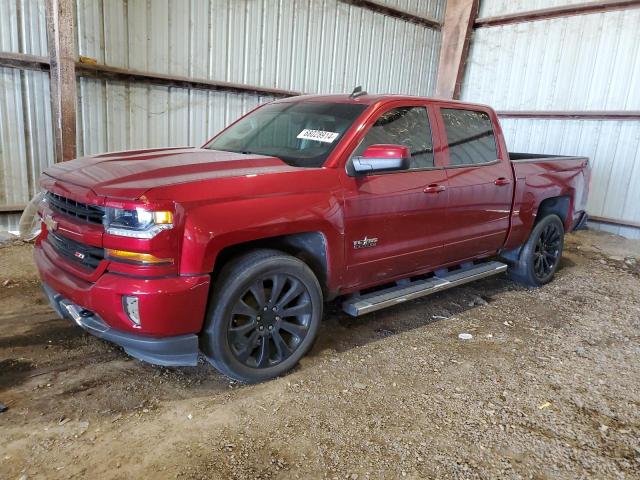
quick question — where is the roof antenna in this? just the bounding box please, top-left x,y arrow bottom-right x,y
349,85 -> 367,99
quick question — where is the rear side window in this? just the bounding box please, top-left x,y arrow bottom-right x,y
354,107 -> 434,169
441,108 -> 498,166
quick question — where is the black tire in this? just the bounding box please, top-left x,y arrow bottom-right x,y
508,214 -> 565,287
201,249 -> 323,383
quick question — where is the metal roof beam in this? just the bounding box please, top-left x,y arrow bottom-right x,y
339,0 -> 442,30
75,62 -> 301,98
0,51 -> 50,71
475,0 -> 640,28
497,110 -> 640,120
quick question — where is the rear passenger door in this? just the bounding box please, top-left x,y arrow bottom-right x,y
435,107 -> 514,263
341,103 -> 448,288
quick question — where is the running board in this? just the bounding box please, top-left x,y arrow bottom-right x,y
342,261 -> 508,317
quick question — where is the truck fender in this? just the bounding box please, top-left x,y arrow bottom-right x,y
179,199 -> 345,293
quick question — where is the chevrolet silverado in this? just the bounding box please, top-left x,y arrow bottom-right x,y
34,93 -> 590,382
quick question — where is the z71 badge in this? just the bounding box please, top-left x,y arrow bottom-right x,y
353,236 -> 378,249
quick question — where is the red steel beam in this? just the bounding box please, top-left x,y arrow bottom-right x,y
75,62 -> 301,98
0,51 -> 50,71
435,0 -> 480,100
590,216 -> 640,229
46,0 -> 77,162
340,0 -> 442,30
0,205 -> 27,213
475,0 -> 640,28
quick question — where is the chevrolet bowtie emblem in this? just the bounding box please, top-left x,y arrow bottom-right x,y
43,214 -> 58,232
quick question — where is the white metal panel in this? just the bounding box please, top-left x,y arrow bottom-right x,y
478,0 -> 593,18
76,0 -> 443,96
0,0 -> 48,56
0,67 -> 54,201
0,66 -> 54,231
0,67 -> 27,207
463,9 -> 640,110
0,213 -> 22,232
589,221 -> 640,240
0,0 -> 51,232
77,77 -> 275,156
499,117 -> 640,230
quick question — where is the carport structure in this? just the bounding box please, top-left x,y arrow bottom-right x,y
0,0 -> 639,236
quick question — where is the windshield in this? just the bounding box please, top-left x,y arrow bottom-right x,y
205,101 -> 367,168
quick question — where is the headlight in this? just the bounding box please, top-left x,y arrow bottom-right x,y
104,207 -> 173,239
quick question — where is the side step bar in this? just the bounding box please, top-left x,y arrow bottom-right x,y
342,261 -> 508,317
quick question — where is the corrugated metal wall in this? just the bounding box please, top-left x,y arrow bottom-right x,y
462,1 -> 640,238
76,79 -> 276,156
74,0 -> 444,156
500,118 -> 640,238
0,0 -> 48,56
0,0 -> 445,231
0,0 -> 52,231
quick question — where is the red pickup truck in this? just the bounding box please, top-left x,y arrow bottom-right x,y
34,94 -> 590,382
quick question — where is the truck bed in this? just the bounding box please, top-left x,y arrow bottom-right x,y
509,152 -> 589,163
504,152 -> 591,250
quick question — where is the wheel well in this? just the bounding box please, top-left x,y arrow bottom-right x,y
536,196 -> 570,227
211,232 -> 329,294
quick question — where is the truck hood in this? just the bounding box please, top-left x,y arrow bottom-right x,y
43,147 -> 300,199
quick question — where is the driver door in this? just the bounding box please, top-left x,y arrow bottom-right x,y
341,103 -> 448,290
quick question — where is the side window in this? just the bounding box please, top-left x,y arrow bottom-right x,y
354,107 -> 434,169
441,108 -> 498,166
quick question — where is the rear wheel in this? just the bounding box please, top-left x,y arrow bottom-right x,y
508,214 -> 564,287
201,249 -> 323,383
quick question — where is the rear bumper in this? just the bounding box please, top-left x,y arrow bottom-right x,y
43,283 -> 199,366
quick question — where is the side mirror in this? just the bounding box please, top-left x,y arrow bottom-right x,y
351,144 -> 410,175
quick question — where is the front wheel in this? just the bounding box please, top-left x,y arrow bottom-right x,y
508,214 -> 565,287
201,249 -> 323,383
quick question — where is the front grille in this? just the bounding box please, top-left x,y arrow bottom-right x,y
46,191 -> 105,225
47,232 -> 104,270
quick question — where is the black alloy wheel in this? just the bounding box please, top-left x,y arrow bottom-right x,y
227,274 -> 313,369
507,214 -> 565,287
201,249 -> 322,383
533,221 -> 562,280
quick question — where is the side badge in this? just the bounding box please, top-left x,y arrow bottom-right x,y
353,236 -> 378,249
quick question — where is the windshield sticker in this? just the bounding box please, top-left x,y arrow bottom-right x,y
297,129 -> 340,143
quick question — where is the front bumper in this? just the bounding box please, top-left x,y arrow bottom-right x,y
43,283 -> 199,366
34,243 -> 211,366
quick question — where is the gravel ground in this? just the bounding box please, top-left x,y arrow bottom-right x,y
0,229 -> 639,480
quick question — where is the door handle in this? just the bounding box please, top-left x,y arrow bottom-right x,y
494,177 -> 511,186
424,184 -> 446,194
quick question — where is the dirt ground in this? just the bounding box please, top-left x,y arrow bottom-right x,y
1,229 -> 639,480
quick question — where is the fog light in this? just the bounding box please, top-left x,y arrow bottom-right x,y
123,295 -> 140,326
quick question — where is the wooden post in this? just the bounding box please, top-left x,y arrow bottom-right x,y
435,0 -> 479,99
46,0 -> 77,162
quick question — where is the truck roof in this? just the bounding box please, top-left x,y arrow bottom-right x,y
273,93 -> 491,110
